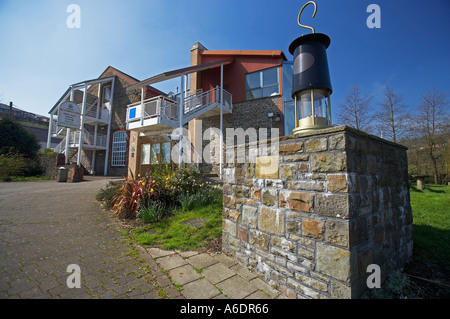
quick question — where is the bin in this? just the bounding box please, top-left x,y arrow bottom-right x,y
56,167 -> 68,182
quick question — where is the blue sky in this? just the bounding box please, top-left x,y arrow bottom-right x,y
0,0 -> 449,124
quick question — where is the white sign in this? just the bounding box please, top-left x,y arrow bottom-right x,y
57,101 -> 81,129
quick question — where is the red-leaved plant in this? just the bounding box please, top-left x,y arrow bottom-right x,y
112,171 -> 161,219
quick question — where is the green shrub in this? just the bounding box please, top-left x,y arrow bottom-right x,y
0,151 -> 28,180
137,200 -> 167,223
177,186 -> 222,211
151,164 -> 204,204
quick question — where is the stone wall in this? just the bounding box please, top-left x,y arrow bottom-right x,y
222,126 -> 413,299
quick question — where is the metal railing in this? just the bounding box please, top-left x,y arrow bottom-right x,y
184,86 -> 232,116
127,96 -> 178,124
126,86 -> 232,127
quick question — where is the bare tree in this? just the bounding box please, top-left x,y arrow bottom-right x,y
376,86 -> 411,143
417,87 -> 449,184
338,85 -> 374,133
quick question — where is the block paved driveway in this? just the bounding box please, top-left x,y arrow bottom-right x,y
0,177 -> 179,299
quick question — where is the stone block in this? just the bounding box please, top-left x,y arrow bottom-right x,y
250,187 -> 261,200
279,190 -> 314,213
223,195 -> 236,209
316,194 -> 349,219
302,218 -> 325,240
311,153 -> 347,172
279,141 -> 303,155
326,219 -> 349,247
280,164 -> 296,179
316,242 -> 351,283
261,188 -> 278,206
242,205 -> 258,227
249,229 -> 270,250
232,185 -> 249,198
255,156 -> 279,179
297,163 -> 310,172
305,138 -> 327,152
328,174 -> 349,193
223,219 -> 237,237
271,236 -> 296,253
258,206 -> 284,235
328,133 -> 346,150
286,220 -> 300,234
283,154 -> 309,162
237,227 -> 249,242
295,273 -> 328,292
288,180 -> 324,192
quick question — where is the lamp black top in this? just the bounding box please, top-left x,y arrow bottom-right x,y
289,33 -> 332,99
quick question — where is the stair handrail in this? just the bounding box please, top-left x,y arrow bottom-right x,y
54,136 -> 66,154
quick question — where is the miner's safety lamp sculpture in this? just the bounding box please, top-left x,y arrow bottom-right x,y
290,1 -> 332,134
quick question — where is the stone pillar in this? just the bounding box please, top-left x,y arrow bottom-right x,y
127,131 -> 140,179
222,126 -> 413,299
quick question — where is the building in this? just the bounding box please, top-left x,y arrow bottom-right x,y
126,42 -> 295,178
47,66 -> 165,176
47,43 -> 295,177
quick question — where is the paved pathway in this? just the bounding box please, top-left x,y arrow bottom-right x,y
0,177 -> 288,299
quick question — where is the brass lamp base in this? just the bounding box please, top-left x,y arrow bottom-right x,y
292,116 -> 330,134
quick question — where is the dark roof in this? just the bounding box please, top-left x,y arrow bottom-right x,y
127,58 -> 234,90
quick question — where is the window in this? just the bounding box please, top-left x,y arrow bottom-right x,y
245,66 -> 280,100
141,142 -> 171,165
141,144 -> 150,164
111,131 -> 127,166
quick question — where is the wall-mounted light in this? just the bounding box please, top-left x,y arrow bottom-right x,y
290,1 -> 332,134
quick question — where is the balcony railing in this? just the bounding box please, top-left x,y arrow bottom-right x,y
126,86 -> 232,129
127,96 -> 178,124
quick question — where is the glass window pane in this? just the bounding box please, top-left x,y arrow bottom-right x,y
151,144 -> 160,164
141,144 -> 150,164
313,92 -> 328,118
262,85 -> 279,97
246,88 -> 263,100
245,72 -> 260,90
300,92 -> 312,119
161,143 -> 171,163
263,67 -> 278,86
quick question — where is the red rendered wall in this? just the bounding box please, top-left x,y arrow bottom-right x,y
200,54 -> 283,104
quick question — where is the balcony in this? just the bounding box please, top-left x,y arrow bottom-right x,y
126,86 -> 232,134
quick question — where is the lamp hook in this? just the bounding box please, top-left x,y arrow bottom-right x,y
298,1 -> 317,34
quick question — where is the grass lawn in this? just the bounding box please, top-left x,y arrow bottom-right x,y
406,183 -> 450,298
409,184 -> 450,266
131,201 -> 223,251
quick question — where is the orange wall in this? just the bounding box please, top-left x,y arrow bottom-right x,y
200,54 -> 284,104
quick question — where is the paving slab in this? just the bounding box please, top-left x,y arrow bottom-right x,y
230,263 -> 258,281
186,253 -> 218,269
216,275 -> 259,299
147,247 -> 175,259
156,254 -> 187,270
168,264 -> 201,286
202,262 -> 236,284
213,253 -> 239,267
181,278 -> 220,299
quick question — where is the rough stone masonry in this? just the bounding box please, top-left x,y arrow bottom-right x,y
222,125 -> 413,299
